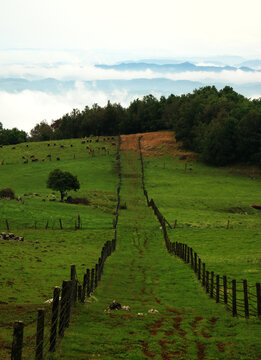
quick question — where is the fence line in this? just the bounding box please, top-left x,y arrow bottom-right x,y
138,136 -> 261,320
10,136 -> 122,360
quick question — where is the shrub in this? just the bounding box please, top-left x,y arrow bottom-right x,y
0,188 -> 15,199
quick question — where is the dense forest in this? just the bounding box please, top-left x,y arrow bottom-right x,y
2,86 -> 261,166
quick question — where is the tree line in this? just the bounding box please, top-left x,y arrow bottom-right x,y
2,86 -> 261,166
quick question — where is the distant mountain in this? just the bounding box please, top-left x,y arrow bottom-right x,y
239,60 -> 261,69
1,77 -> 260,99
96,62 -> 255,73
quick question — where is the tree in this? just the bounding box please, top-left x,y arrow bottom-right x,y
46,169 -> 80,201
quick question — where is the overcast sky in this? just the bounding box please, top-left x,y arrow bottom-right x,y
1,0 -> 261,132
1,0 -> 261,59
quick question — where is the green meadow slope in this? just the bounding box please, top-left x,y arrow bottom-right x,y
55,134 -> 261,360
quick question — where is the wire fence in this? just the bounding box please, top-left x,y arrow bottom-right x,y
9,136 -> 122,360
138,136 -> 261,321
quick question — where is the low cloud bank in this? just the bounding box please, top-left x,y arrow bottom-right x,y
1,63 -> 261,85
0,84 -> 141,132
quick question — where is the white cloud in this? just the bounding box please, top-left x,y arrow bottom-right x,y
0,85 -> 140,132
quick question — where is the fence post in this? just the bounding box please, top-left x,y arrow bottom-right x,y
190,248 -> 193,269
198,258 -> 201,280
49,286 -> 60,352
98,258 -> 102,281
241,280 -> 249,319
223,276 -> 228,304
256,283 -> 261,319
210,271 -> 214,298
35,309 -> 45,360
90,268 -> 94,294
65,280 -> 72,328
59,280 -> 69,337
187,246 -> 190,263
78,285 -> 82,302
232,279 -> 237,317
86,269 -> 90,297
206,271 -> 209,293
216,275 -> 220,303
194,253 -> 197,273
202,263 -> 206,286
11,321 -> 24,360
70,265 -> 77,306
6,219 -> 9,231
81,273 -> 87,303
59,218 -> 63,230
95,264 -> 98,288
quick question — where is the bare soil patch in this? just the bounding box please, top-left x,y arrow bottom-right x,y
121,131 -> 197,159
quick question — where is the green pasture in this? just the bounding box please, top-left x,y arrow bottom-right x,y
55,151 -> 261,360
143,155 -> 261,284
0,138 -> 118,359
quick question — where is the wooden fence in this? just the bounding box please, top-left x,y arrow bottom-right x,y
9,136 -> 122,360
138,136 -> 261,320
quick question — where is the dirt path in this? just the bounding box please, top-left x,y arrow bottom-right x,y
57,138 -> 260,360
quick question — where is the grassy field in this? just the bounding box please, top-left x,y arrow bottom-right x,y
1,132 -> 261,360
54,136 -> 261,360
0,137 -> 118,359
143,152 -> 261,284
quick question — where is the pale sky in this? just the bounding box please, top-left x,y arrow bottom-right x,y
1,0 -> 261,58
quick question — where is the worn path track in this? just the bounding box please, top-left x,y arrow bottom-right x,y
57,141 -> 260,360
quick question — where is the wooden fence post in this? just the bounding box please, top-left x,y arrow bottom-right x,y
65,281 -> 72,328
11,321 -> 24,360
86,269 -> 90,297
70,265 -> 77,306
90,268 -> 94,294
78,285 -> 82,302
198,258 -> 201,280
232,279 -> 237,317
59,280 -> 69,338
35,309 -> 45,360
202,263 -> 205,286
223,276 -> 228,304
6,219 -> 9,231
81,273 -> 87,303
49,286 -> 60,352
256,283 -> 261,319
95,264 -> 98,288
216,275 -> 220,303
243,280 -> 249,318
59,218 -> 63,230
210,271 -> 214,298
194,253 -> 197,273
206,271 -> 209,293
190,248 -> 193,269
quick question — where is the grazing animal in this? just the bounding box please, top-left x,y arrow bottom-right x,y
56,157 -> 60,161
47,154 -> 51,158
70,144 -> 73,147
102,147 -> 106,151
53,143 -> 56,146
32,158 -> 38,162
47,143 -> 50,147
86,146 -> 89,149
95,139 -> 99,143
112,143 -> 116,146
42,158 -> 45,161
30,155 -> 35,158
60,145 -> 64,148
12,146 -> 16,150
89,139 -> 92,143
26,144 -> 29,148
81,141 -> 85,144
22,156 -> 25,159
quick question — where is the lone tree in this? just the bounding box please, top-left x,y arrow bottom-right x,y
47,169 -> 80,201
